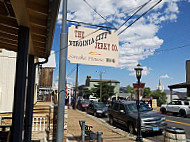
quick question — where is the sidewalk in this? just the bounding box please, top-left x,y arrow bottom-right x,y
66,109 -> 152,142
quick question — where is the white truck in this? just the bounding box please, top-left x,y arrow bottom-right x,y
160,99 -> 190,117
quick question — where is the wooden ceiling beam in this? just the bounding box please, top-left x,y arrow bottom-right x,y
0,31 -> 18,40
26,1 -> 48,15
26,0 -> 48,7
28,8 -> 47,21
0,15 -> 18,28
31,34 -> 46,43
0,2 -> 9,16
0,41 -> 17,51
0,36 -> 18,44
30,47 -> 46,57
33,41 -> 45,48
30,25 -> 46,36
30,16 -> 47,28
10,0 -> 30,27
0,24 -> 18,35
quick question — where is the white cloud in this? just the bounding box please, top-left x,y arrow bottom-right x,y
66,76 -> 74,81
160,74 -> 173,79
129,66 -> 152,76
57,0 -> 185,76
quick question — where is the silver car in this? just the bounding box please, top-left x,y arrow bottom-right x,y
160,99 -> 190,117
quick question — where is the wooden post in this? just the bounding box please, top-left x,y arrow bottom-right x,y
170,88 -> 173,102
10,26 -> 29,142
74,64 -> 79,110
24,55 -> 35,142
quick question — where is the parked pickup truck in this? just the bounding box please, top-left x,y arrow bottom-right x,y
108,100 -> 167,134
160,99 -> 190,117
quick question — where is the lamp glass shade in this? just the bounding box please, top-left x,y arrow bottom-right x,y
134,64 -> 143,79
136,70 -> 141,78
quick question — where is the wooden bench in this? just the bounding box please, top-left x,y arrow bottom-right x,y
79,120 -> 97,141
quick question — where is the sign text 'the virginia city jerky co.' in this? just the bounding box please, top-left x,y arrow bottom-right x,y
68,25 -> 119,67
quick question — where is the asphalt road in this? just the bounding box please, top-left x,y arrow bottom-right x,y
100,114 -> 190,142
143,114 -> 190,142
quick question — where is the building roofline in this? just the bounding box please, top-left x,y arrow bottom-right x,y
90,79 -> 120,83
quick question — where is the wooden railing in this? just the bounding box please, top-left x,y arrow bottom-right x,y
32,116 -> 48,132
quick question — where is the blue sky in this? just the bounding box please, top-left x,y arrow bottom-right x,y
52,0 -> 190,91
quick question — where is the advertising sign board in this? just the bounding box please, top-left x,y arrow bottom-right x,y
68,25 -> 119,67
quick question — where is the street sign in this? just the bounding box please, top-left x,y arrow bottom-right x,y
68,25 -> 119,67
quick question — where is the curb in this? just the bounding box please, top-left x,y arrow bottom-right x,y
76,109 -> 153,142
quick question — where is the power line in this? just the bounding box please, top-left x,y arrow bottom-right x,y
66,43 -> 190,76
67,64 -> 80,77
122,43 -> 190,57
95,0 -> 157,22
67,19 -> 116,30
82,0 -> 117,29
118,0 -> 162,35
116,0 -> 152,32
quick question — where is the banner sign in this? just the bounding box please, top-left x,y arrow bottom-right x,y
68,25 -> 119,67
133,83 -> 145,100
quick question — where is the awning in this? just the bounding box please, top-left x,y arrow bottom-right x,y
0,0 -> 60,58
168,82 -> 190,89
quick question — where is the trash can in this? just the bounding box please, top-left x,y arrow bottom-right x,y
164,127 -> 186,142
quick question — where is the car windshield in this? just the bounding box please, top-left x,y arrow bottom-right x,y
81,100 -> 90,104
94,103 -> 106,108
126,103 -> 151,113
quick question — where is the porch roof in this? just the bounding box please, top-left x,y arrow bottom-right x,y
168,82 -> 190,89
0,0 -> 60,58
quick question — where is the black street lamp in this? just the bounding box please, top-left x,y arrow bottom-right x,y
134,64 -> 143,142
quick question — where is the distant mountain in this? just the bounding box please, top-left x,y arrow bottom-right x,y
163,89 -> 187,99
163,89 -> 186,94
163,89 -> 171,94
150,89 -> 186,95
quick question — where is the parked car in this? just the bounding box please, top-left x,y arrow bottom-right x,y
87,102 -> 108,117
77,99 -> 90,111
108,100 -> 167,134
160,99 -> 190,117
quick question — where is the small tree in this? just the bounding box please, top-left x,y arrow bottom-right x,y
83,88 -> 93,99
143,87 -> 151,98
126,85 -> 134,93
92,82 -> 115,102
150,89 -> 167,106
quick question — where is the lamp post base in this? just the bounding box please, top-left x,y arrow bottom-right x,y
136,137 -> 143,142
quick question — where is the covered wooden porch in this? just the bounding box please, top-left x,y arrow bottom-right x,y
0,0 -> 61,141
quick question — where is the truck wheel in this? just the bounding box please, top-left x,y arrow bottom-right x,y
109,115 -> 114,125
161,108 -> 167,114
128,122 -> 135,134
180,110 -> 187,118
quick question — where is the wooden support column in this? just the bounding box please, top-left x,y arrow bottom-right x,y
10,26 -> 29,142
187,88 -> 190,98
170,88 -> 173,102
24,55 -> 35,142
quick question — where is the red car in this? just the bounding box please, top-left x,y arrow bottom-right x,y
77,99 -> 90,111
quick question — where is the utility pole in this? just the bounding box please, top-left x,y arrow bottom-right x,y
96,71 -> 105,102
74,64 -> 79,110
56,0 -> 67,141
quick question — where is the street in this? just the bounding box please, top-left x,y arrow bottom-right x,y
99,113 -> 190,142
143,114 -> 190,142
